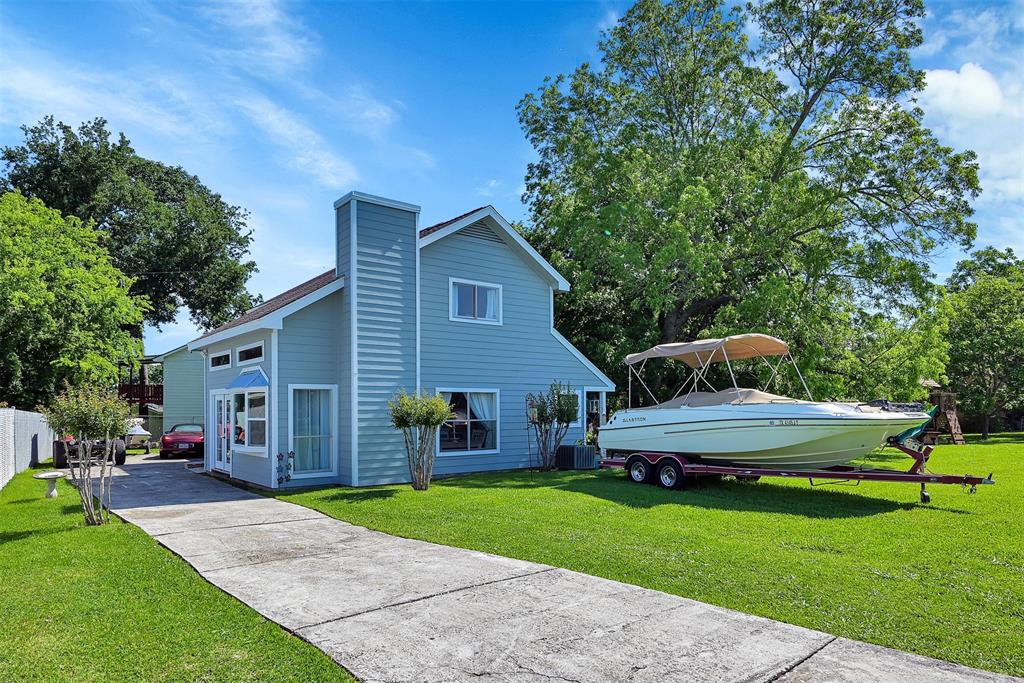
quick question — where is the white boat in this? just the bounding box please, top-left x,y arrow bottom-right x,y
598,334 -> 931,469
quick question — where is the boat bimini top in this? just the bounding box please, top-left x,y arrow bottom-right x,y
625,333 -> 814,408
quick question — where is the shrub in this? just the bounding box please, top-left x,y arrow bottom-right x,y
388,391 -> 453,490
41,384 -> 131,524
526,381 -> 578,470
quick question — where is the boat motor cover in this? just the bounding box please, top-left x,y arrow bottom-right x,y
625,333 -> 790,368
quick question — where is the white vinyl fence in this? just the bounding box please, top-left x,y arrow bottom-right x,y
0,408 -> 56,491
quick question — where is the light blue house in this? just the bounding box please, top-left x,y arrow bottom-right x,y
187,192 -> 613,488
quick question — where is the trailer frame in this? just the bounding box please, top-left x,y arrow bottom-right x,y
600,442 -> 993,503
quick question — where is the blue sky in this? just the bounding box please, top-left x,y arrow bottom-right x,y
1,0 -> 1021,355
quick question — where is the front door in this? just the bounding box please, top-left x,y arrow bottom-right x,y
212,394 -> 232,472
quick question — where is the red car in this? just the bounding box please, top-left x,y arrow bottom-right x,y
159,423 -> 205,459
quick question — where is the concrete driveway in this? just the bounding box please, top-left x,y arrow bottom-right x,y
104,457 -> 1015,683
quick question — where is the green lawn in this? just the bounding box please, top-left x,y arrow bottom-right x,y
278,434 -> 1024,677
0,466 -> 354,682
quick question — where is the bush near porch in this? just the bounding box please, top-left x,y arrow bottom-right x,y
277,435 -> 1024,677
0,465 -> 354,682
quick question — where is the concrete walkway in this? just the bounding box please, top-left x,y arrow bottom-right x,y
104,457 -> 1015,683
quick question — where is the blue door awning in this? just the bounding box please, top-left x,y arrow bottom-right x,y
227,368 -> 269,390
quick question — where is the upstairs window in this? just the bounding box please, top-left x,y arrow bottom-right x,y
210,352 -> 231,370
237,341 -> 264,366
450,278 -> 501,325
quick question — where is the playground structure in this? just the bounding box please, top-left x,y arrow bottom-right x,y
921,385 -> 966,445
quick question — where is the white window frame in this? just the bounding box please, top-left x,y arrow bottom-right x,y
236,340 -> 265,367
568,389 -> 584,427
209,350 -> 232,371
435,387 -> 500,456
449,277 -> 502,326
288,384 -> 338,479
231,388 -> 268,456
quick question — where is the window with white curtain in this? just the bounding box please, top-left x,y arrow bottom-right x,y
439,390 -> 498,453
450,279 -> 501,324
291,387 -> 334,474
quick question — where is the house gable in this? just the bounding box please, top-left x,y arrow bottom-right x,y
419,207 -> 570,292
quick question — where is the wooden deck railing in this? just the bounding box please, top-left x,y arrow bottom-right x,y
117,384 -> 164,404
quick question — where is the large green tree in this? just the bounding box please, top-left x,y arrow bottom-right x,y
945,250 -> 1024,437
517,0 -> 977,400
946,246 -> 1020,293
1,116 -> 259,331
0,191 -> 145,407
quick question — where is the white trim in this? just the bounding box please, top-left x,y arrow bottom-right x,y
235,340 -> 265,367
435,387 -> 500,456
188,277 -> 346,351
209,350 -> 232,371
333,191 -> 420,214
548,286 -> 616,390
568,389 -> 584,427
270,329 -> 279,488
419,207 -> 571,291
415,210 -> 421,393
202,350 -> 209,472
349,199 -> 359,486
288,384 -> 339,479
208,390 -> 232,475
581,387 -> 607,429
236,389 -> 269,457
448,277 -> 503,325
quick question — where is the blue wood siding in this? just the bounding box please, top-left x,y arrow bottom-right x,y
353,201 -> 417,485
161,348 -> 205,427
421,223 -> 608,476
276,291 -> 346,487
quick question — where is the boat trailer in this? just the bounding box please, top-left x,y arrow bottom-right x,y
600,442 -> 994,503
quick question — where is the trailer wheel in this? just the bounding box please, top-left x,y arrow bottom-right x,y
626,457 -> 652,484
657,461 -> 685,490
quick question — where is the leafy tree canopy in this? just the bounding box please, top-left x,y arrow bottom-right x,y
946,246 -> 1021,293
517,0 -> 978,400
1,116 -> 260,331
945,251 -> 1024,436
0,191 -> 145,407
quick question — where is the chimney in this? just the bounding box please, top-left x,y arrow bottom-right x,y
332,192 -> 420,486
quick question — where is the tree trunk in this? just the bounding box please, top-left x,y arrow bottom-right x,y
982,414 -> 991,440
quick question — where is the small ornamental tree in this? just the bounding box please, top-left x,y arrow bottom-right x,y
527,382 -> 579,470
388,391 -> 453,490
41,384 -> 131,524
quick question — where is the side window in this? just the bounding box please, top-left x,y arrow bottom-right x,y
450,279 -> 501,324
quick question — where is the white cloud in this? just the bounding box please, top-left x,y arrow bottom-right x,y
919,62 -> 1024,205
916,8 -> 1022,69
234,94 -> 359,188
476,179 -> 502,197
198,0 -> 318,76
0,41 -> 223,139
921,63 -> 1007,118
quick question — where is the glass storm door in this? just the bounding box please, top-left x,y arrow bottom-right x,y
213,395 -> 232,471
